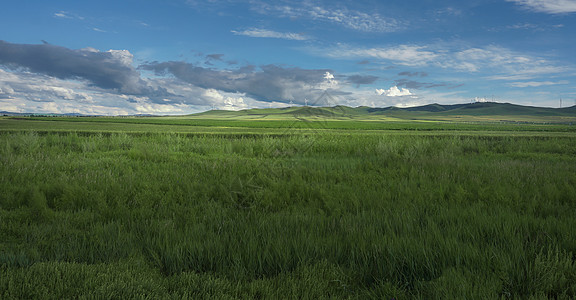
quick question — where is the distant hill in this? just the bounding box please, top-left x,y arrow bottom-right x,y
0,111 -> 84,117
191,102 -> 576,121
4,102 -> 575,122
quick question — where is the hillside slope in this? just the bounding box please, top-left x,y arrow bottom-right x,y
189,102 -> 576,122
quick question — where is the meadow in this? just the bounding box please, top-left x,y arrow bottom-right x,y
1,115 -> 576,298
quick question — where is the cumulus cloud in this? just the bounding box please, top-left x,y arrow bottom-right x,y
323,71 -> 335,80
140,61 -> 335,104
203,89 -> 248,110
376,86 -> 412,96
232,28 -> 310,40
506,0 -> 576,14
0,40 -> 157,95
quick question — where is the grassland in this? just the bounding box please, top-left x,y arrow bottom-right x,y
1,112 -> 576,299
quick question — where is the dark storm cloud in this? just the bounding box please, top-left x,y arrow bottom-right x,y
0,40 -> 151,95
346,74 -> 378,86
140,61 -> 333,102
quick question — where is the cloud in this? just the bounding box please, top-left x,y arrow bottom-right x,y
399,71 -> 428,77
394,79 -> 457,90
53,11 -> 84,20
0,41 -> 157,95
323,71 -> 335,80
203,89 -> 248,110
321,71 -> 339,89
206,54 -> 225,61
434,7 -> 463,17
232,28 -> 310,40
376,86 -> 412,97
0,68 -> 215,115
0,81 -> 15,99
32,86 -> 93,102
346,74 -> 378,87
252,1 -> 401,33
54,12 -> 71,19
504,23 -> 565,31
506,0 -> 576,14
140,61 -> 336,103
316,44 -> 567,79
323,45 -> 439,67
507,80 -> 569,87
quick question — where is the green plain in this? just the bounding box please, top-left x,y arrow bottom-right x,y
1,114 -> 576,299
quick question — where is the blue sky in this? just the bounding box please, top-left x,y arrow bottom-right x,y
1,0 -> 575,115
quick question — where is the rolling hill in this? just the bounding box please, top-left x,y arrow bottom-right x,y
188,102 -> 576,123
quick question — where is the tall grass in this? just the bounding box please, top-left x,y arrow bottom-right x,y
1,131 -> 575,298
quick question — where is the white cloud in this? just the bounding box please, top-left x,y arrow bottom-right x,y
507,0 -> 576,14
132,102 -> 188,114
486,74 -> 537,81
36,86 -> 93,101
508,80 -> 569,87
232,28 -> 310,40
53,11 -> 84,20
253,2 -> 401,33
315,44 -> 568,80
0,66 -> 193,115
321,71 -> 338,88
202,89 -> 249,110
321,45 -> 439,67
107,49 -> 134,66
54,11 -> 72,19
0,83 -> 14,97
376,86 -> 412,97
323,71 -> 335,80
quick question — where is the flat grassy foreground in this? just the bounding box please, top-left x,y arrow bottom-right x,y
1,118 -> 576,298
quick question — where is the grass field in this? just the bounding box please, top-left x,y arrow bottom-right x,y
1,115 -> 576,298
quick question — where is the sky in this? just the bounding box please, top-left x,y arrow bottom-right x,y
1,0 -> 575,115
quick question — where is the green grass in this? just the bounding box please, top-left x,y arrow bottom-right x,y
1,117 -> 576,298
5,115 -> 576,133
